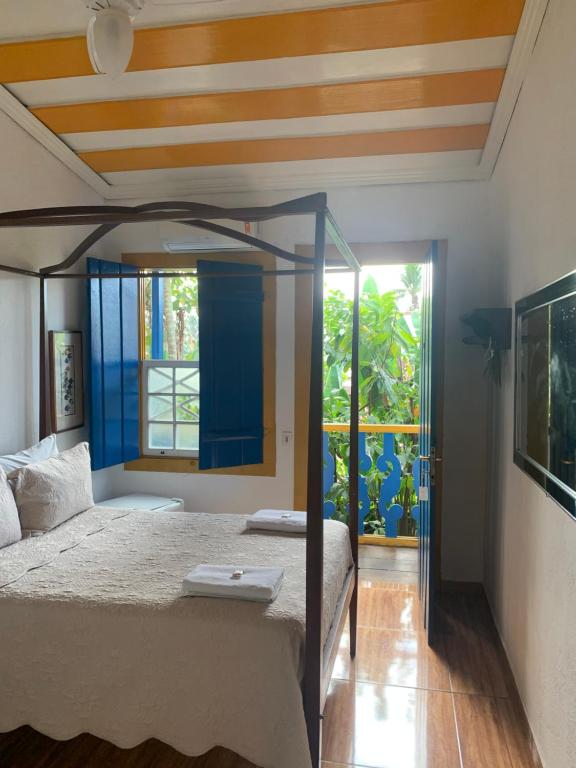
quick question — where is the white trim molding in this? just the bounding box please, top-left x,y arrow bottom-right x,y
479,0 -> 550,177
0,84 -> 112,198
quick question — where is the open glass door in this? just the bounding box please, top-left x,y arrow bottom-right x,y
418,240 -> 443,638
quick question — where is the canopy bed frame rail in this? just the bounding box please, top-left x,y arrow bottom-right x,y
0,193 -> 361,768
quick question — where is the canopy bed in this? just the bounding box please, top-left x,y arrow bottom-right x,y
0,193 -> 361,768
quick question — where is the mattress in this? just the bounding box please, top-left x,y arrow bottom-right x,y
0,507 -> 352,768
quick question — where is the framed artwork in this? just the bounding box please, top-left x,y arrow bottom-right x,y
49,331 -> 84,433
514,270 -> 576,518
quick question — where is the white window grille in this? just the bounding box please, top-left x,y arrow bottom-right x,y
142,360 -> 199,457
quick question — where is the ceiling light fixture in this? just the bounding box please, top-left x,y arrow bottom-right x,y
85,0 -> 145,77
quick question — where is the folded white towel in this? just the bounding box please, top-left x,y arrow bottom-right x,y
182,564 -> 284,603
246,509 -> 307,533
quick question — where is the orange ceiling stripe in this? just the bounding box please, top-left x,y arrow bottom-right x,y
0,0 -> 525,83
33,70 -> 505,134
80,124 -> 491,173
0,36 -> 91,84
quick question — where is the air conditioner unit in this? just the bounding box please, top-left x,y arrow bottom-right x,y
163,220 -> 259,254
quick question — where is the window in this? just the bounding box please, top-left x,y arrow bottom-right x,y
124,251 -> 277,477
141,274 -> 200,457
143,361 -> 199,456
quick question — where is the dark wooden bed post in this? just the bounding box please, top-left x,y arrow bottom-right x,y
304,209 -> 326,768
39,276 -> 49,440
348,269 -> 360,658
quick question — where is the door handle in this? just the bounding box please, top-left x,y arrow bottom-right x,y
419,449 -> 441,484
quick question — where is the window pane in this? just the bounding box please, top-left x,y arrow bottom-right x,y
142,275 -> 198,361
175,367 -> 199,394
176,395 -> 199,422
148,395 -> 173,421
149,423 -> 174,450
176,424 -> 199,451
148,367 -> 173,393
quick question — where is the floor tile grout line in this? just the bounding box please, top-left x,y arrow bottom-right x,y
356,625 -> 423,631
335,658 -> 513,700
450,689 -> 465,768
331,678 -> 460,704
446,652 -> 465,768
321,760 -> 379,768
359,562 -> 419,568
451,689 -> 511,700
330,673 -> 453,695
359,565 -> 418,568
358,563 -> 417,568
322,751 -> 412,768
352,624 -> 425,632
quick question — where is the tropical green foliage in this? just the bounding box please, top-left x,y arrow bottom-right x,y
143,275 -> 199,361
323,266 -> 422,536
169,276 -> 199,361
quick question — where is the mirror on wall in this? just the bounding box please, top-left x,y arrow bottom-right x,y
515,272 -> 576,518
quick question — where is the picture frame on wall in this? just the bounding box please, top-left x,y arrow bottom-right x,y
49,331 -> 84,434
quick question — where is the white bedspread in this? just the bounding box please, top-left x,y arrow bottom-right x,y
0,507 -> 352,768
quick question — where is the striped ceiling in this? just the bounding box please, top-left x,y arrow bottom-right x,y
0,0 -> 534,197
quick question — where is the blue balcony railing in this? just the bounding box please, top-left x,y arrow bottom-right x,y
322,424 -> 420,540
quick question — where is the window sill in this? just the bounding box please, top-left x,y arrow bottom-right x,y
124,456 -> 276,477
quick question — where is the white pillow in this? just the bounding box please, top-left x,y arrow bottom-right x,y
0,434 -> 59,472
0,467 -> 21,548
10,442 -> 94,534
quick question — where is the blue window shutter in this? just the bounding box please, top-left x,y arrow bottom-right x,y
88,258 -> 140,470
198,260 -> 264,470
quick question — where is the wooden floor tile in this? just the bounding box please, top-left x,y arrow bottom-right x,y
333,627 -> 451,692
359,575 -> 418,591
360,568 -> 418,586
322,679 -> 460,768
0,727 -> 257,768
0,726 -> 60,768
453,690 -> 541,768
360,545 -> 418,564
358,583 -> 422,631
359,548 -> 418,573
321,763 -> 359,767
358,557 -> 418,575
443,628 -> 511,697
453,693 -> 516,768
496,696 -> 542,768
436,592 -> 512,698
322,764 -> 366,768
435,592 -> 496,638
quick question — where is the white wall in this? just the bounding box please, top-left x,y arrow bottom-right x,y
0,109 -> 113,501
485,2 -> 576,766
99,182 -> 497,582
